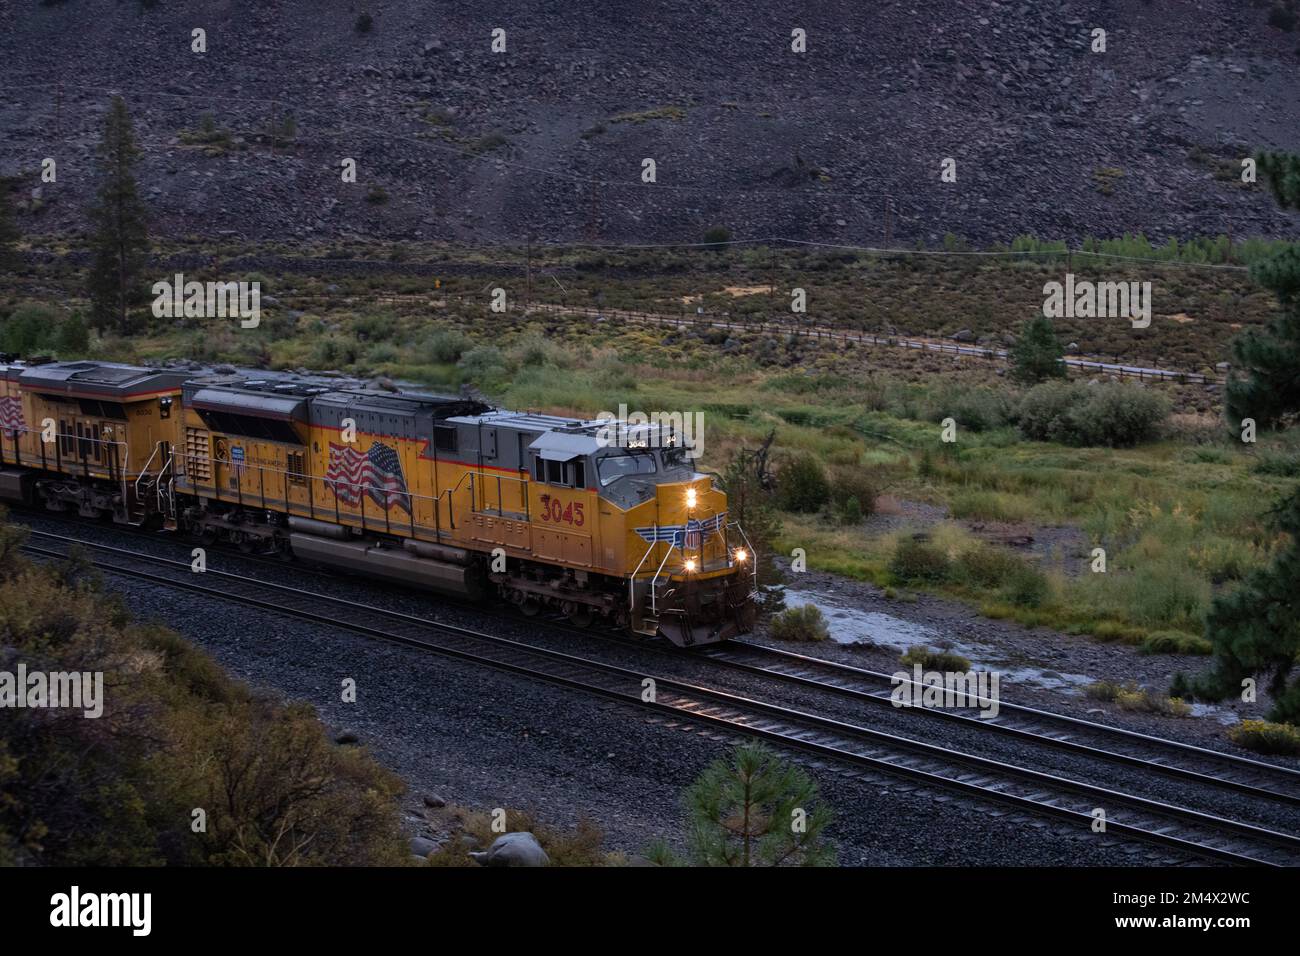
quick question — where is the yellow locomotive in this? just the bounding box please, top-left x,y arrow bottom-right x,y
0,359 -> 755,646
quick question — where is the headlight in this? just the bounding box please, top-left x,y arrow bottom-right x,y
684,558 -> 697,572
685,487 -> 697,508
734,548 -> 748,562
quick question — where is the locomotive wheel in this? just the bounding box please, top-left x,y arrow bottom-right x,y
569,607 -> 594,628
520,597 -> 541,617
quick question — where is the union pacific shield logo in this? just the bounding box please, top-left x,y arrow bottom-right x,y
634,512 -> 726,547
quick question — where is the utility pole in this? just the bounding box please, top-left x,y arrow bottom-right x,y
883,194 -> 893,247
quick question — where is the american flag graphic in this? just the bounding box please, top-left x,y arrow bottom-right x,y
0,395 -> 24,438
324,441 -> 411,513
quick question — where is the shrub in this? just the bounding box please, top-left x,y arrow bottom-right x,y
0,301 -> 61,354
899,646 -> 971,672
1228,720 -> 1300,756
1084,681 -> 1191,716
355,12 -> 374,33
1139,630 -> 1212,655
933,385 -> 1015,432
423,327 -> 472,364
1018,381 -> 1168,447
776,453 -> 830,513
889,537 -> 951,584
365,186 -> 389,205
55,313 -> 90,354
509,332 -> 568,369
457,344 -> 507,384
1001,562 -> 1050,608
702,226 -> 732,248
1070,383 -> 1169,446
829,466 -> 879,520
768,604 -> 830,642
1254,450 -> 1300,476
0,531 -> 407,866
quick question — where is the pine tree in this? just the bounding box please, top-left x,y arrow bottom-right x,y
1191,152 -> 1300,723
0,182 -> 19,271
86,96 -> 150,334
681,743 -> 834,866
1010,313 -> 1067,384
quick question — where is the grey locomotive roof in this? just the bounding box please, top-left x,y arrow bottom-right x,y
531,431 -> 603,461
190,387 -> 308,422
16,361 -> 193,397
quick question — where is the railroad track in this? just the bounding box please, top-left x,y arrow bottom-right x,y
691,640 -> 1300,807
19,528 -> 1300,866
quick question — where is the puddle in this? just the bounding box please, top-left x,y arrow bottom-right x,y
779,587 -> 943,650
998,666 -> 1094,694
776,587 -> 1207,702
1188,702 -> 1240,726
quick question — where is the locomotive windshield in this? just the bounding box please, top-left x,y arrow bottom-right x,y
597,450 -> 657,486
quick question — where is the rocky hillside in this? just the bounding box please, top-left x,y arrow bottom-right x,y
2,0 -> 1299,245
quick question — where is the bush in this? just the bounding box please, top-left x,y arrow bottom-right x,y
1139,630 -> 1212,655
1084,680 -> 1191,717
932,385 -> 1015,432
1254,450 -> 1300,476
702,226 -> 732,248
422,327 -> 473,364
776,453 -> 830,513
768,604 -> 830,642
1,301 -> 61,353
0,529 -> 407,866
1018,381 -> 1168,447
1228,720 -> 1300,756
829,466 -> 879,521
899,646 -> 971,672
457,344 -> 507,384
509,332 -> 569,369
354,12 -> 374,33
889,537 -> 951,584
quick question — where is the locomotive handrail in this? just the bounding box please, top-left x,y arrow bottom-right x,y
650,539 -> 681,617
727,520 -> 759,599
629,529 -> 659,617
134,441 -> 164,498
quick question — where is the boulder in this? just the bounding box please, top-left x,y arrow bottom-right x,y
409,836 -> 438,857
469,832 -> 550,867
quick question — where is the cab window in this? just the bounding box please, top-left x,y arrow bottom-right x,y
597,451 -> 657,487
535,457 -> 585,488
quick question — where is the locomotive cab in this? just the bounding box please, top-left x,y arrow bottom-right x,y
593,427 -> 756,647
